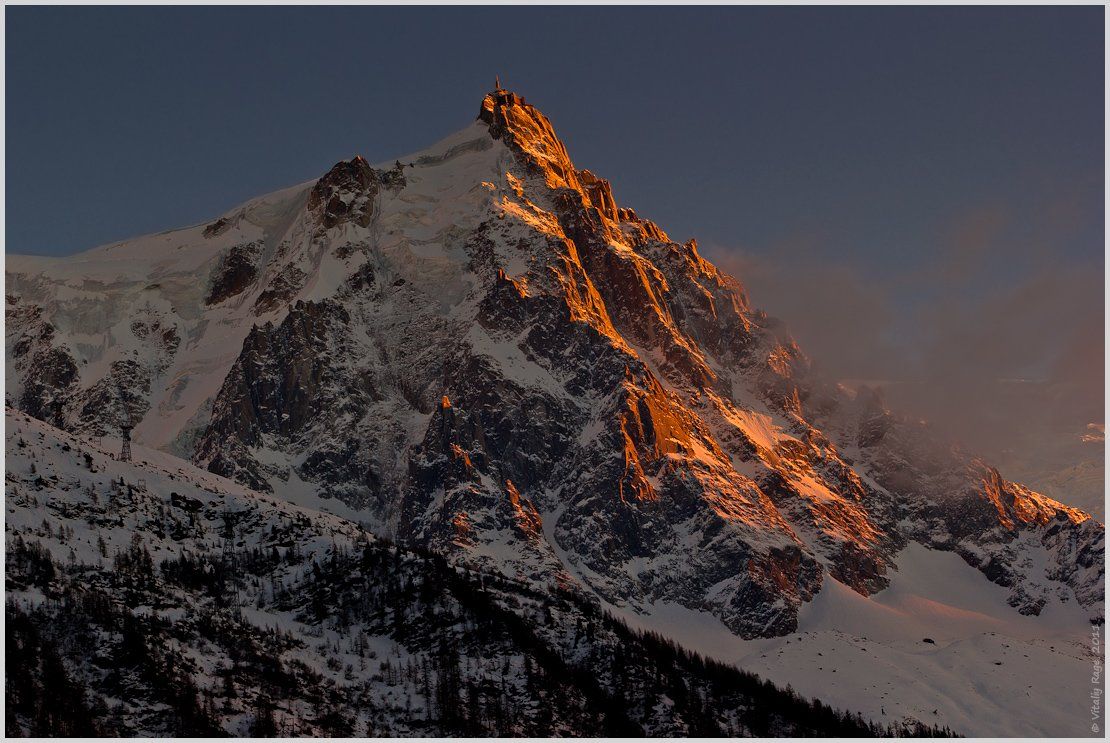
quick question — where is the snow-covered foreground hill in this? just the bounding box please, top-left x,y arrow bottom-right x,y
5,409 -> 947,736
5,408 -> 1098,737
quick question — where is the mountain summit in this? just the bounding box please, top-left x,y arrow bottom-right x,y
7,88 -> 1103,646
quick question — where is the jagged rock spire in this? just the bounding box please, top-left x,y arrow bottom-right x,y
478,86 -> 579,192
475,86 -> 670,245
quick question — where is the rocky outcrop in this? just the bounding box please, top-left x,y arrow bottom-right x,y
6,295 -> 179,437
194,299 -> 367,490
206,240 -> 263,305
307,156 -> 380,229
253,263 -> 308,314
305,156 -> 407,232
202,216 -> 232,238
6,300 -> 79,428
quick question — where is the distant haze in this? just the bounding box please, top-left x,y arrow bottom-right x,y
706,231 -> 1103,514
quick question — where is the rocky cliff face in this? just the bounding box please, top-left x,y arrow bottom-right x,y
6,88 -> 1103,639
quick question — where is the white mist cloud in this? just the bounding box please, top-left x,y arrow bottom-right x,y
703,204 -> 1103,513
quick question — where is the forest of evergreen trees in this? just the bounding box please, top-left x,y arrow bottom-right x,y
6,529 -> 957,737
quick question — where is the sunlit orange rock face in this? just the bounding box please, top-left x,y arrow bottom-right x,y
396,88 -> 1099,635
480,89 -> 581,192
9,87 -> 1101,639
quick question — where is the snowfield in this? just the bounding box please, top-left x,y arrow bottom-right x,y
616,542 -> 1099,737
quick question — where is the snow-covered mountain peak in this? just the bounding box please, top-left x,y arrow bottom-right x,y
6,87 -> 1103,648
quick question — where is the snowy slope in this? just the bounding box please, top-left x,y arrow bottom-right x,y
615,543 -> 1099,737
5,122 -> 498,455
4,407 -> 365,572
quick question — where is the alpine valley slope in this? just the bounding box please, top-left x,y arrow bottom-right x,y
6,87 -> 1105,735
9,407 -> 936,736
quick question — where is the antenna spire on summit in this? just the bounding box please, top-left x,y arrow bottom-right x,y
495,75 -> 502,91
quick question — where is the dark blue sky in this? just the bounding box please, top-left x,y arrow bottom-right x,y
7,7 -> 1101,266
5,7 -> 1104,447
